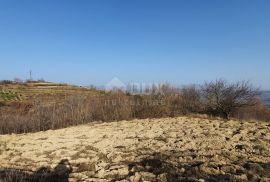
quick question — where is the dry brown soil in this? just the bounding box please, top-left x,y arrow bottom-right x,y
0,117 -> 270,182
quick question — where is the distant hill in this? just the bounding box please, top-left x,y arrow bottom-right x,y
261,91 -> 270,107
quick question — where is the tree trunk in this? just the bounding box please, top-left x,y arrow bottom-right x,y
220,111 -> 229,120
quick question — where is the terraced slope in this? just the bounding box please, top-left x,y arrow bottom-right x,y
0,83 -> 99,103
0,117 -> 270,182
0,90 -> 22,102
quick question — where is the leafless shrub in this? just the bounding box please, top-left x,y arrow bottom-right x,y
201,79 -> 259,119
0,79 -> 268,134
0,92 -> 133,134
131,94 -> 171,118
179,85 -> 202,114
158,83 -> 180,95
232,99 -> 270,121
95,92 -> 132,121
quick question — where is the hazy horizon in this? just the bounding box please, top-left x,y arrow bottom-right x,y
1,1 -> 270,89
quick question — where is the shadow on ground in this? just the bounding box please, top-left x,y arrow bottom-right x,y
127,152 -> 270,182
1,154 -> 270,182
0,159 -> 72,182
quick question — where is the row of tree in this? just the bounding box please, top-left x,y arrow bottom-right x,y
0,79 -> 266,134
0,78 -> 46,84
142,79 -> 260,120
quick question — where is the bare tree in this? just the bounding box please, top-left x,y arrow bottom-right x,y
201,79 -> 259,119
180,85 -> 202,114
159,83 -> 180,95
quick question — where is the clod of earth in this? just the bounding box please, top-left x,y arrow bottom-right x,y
0,117 -> 270,182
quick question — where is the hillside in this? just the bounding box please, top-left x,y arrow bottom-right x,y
0,82 -> 99,103
0,117 -> 270,182
262,91 -> 270,107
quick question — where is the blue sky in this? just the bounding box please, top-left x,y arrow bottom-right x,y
0,0 -> 270,89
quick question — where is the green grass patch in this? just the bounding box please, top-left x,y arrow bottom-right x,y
0,90 -> 23,101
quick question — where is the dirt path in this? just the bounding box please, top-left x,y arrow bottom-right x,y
0,117 -> 270,181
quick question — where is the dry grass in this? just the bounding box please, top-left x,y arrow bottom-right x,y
0,82 -> 269,135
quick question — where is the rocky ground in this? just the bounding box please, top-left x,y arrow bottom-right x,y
0,116 -> 270,182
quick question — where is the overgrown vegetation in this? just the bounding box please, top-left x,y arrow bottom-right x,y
0,79 -> 269,134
